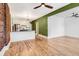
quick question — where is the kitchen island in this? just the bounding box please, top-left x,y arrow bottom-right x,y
10,31 -> 35,42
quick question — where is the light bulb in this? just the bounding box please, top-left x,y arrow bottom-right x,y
42,5 -> 44,7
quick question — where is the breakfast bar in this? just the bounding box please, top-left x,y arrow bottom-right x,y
10,31 -> 35,42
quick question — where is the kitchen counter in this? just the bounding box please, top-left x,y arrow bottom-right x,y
10,31 -> 35,42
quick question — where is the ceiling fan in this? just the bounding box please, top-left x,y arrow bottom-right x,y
72,13 -> 79,17
33,3 -> 53,9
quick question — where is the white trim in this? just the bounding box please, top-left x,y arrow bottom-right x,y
37,34 -> 47,40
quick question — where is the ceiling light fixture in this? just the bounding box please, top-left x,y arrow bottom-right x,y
72,13 -> 79,17
33,3 -> 53,9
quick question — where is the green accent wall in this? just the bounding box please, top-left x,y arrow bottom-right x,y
31,16 -> 48,36
37,16 -> 48,36
31,20 -> 36,31
31,3 -> 79,36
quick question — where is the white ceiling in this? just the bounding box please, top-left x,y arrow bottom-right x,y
8,3 -> 69,21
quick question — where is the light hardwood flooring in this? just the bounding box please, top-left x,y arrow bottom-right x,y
4,36 -> 79,56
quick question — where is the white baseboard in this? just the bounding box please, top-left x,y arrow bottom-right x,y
64,35 -> 79,39
47,35 -> 65,39
48,35 -> 79,39
36,34 -> 47,40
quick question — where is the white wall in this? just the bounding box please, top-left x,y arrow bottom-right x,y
65,15 -> 79,38
64,6 -> 79,38
48,6 -> 79,38
48,14 -> 64,38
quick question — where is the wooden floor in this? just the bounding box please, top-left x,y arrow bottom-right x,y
4,36 -> 79,56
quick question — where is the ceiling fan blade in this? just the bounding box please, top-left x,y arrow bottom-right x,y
45,4 -> 53,9
33,5 -> 41,9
